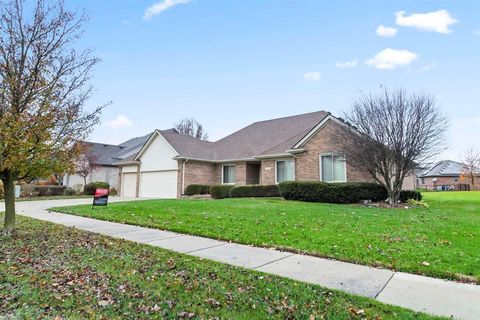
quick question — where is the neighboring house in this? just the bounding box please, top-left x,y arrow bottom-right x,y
116,111 -> 382,198
64,133 -> 152,190
418,160 -> 474,191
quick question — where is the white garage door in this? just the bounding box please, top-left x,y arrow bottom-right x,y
140,171 -> 177,198
122,173 -> 137,198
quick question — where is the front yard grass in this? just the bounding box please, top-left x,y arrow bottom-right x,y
0,215 -> 439,319
52,191 -> 480,283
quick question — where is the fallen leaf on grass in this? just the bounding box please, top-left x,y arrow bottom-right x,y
421,261 -> 430,266
177,311 -> 195,318
98,300 -> 110,307
348,307 -> 365,316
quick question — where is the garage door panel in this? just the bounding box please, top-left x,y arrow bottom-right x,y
140,171 -> 177,198
122,173 -> 137,198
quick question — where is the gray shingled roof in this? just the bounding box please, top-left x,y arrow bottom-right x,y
84,133 -> 152,166
151,111 -> 328,161
87,143 -> 125,166
421,160 -> 465,177
211,111 -> 328,160
160,130 -> 215,160
92,111 -> 331,165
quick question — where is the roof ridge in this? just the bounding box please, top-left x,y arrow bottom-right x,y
252,110 -> 328,125
83,141 -> 124,147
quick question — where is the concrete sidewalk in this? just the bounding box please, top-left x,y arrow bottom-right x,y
4,198 -> 480,320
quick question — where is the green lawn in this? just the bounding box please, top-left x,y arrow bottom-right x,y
0,215 -> 439,319
52,191 -> 480,283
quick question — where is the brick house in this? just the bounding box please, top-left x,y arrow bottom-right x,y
418,160 -> 476,191
116,111 -> 381,198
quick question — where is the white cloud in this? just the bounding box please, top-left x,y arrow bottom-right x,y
107,115 -> 134,129
376,25 -> 398,37
416,62 -> 435,73
395,10 -> 457,34
143,0 -> 191,21
303,71 -> 322,81
336,59 -> 358,69
366,48 -> 418,70
474,29 -> 480,36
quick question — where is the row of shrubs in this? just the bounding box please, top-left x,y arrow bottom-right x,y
185,184 -> 280,199
278,181 -> 388,203
185,182 -> 421,203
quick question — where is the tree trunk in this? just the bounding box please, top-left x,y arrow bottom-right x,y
2,170 -> 16,235
388,190 -> 399,206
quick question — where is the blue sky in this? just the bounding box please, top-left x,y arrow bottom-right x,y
73,0 -> 479,161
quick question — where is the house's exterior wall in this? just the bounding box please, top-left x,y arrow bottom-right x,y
65,166 -> 119,190
295,120 -> 374,183
420,176 -> 460,190
140,134 -> 178,172
260,160 -> 276,185
234,162 -> 247,185
402,174 -> 417,190
180,161 -> 219,195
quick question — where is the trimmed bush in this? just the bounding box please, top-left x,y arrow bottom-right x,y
209,185 -> 234,199
83,182 -> 110,195
185,184 -> 211,196
278,181 -> 388,204
230,185 -> 280,198
63,188 -> 76,196
109,188 -> 118,196
400,190 -> 422,202
33,185 -> 67,197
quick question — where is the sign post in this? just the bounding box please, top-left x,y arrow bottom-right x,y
92,188 -> 109,208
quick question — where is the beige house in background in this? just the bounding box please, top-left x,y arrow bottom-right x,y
64,134 -> 151,190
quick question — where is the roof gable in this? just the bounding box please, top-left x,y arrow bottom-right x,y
421,160 -> 465,177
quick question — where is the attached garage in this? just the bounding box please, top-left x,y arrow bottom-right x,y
122,172 -> 137,198
119,132 -> 180,198
140,171 -> 177,198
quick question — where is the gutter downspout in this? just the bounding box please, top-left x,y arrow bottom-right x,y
182,158 -> 189,196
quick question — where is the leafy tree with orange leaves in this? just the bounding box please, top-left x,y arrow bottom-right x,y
0,0 -> 104,235
460,149 -> 480,189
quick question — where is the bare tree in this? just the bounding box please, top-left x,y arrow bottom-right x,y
461,149 -> 480,188
334,89 -> 448,205
174,118 -> 208,140
76,143 -> 99,186
0,0 -> 104,234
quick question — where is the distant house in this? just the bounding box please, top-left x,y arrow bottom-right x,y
64,134 -> 151,190
418,160 -> 473,191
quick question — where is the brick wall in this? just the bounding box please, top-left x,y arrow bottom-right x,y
178,160 -> 220,196
419,176 -> 464,190
260,160 -> 276,185
295,120 -> 373,182
235,162 -> 247,185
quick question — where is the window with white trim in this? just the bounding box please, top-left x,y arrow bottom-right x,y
222,164 -> 236,184
320,154 -> 346,182
276,159 -> 295,183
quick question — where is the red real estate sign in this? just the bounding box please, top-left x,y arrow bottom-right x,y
93,188 -> 109,207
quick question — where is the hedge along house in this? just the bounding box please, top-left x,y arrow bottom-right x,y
116,111 -> 378,198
